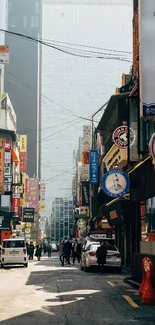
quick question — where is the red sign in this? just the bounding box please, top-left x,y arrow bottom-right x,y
5,141 -> 12,151
112,126 -> 128,148
12,194 -> 20,215
20,152 -> 27,173
25,178 -> 39,212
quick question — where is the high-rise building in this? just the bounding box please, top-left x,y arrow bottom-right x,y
0,0 -> 8,92
4,0 -> 42,177
51,197 -> 73,242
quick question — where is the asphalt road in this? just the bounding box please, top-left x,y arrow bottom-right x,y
0,254 -> 154,324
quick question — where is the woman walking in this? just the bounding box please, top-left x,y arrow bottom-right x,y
59,239 -> 65,266
35,242 -> 42,261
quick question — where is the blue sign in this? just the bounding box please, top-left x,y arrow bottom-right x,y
143,103 -> 155,117
102,169 -> 130,198
90,150 -> 98,184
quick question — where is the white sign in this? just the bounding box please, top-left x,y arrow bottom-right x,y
0,45 -> 9,64
4,151 -> 11,176
139,1 -> 155,118
81,164 -> 89,181
83,125 -> 91,151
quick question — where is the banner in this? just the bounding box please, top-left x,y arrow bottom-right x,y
39,183 -> 46,212
90,150 -> 98,184
25,178 -> 39,212
23,207 -> 34,223
82,181 -> 89,207
0,138 -> 5,195
20,135 -> 27,173
83,125 -> 91,151
82,152 -> 89,164
12,194 -> 20,216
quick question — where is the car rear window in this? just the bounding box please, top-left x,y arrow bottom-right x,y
106,244 -> 118,251
3,240 -> 25,248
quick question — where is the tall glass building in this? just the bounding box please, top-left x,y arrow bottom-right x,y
4,0 -> 42,177
51,197 -> 73,242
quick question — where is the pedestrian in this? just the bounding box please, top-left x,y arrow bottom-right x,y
59,239 -> 65,266
35,242 -> 42,261
29,241 -> 35,260
47,245 -> 52,258
96,241 -> 107,274
63,237 -> 72,266
72,239 -> 81,265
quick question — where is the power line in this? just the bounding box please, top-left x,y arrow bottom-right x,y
0,29 -> 131,62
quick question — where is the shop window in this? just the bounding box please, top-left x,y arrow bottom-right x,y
128,97 -> 139,162
141,198 -> 155,241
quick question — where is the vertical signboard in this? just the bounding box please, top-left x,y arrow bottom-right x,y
0,138 -> 5,194
39,183 -> 46,212
4,141 -> 12,192
83,125 -> 91,151
139,1 -> 155,117
25,178 -> 39,212
90,150 -> 98,184
0,45 -> 9,64
12,194 -> 20,216
20,135 -> 27,173
82,181 -> 90,207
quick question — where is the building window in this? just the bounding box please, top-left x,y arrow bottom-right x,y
23,15 -> 27,28
35,2 -> 39,14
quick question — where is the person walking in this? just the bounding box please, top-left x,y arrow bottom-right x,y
47,245 -> 52,258
59,239 -> 65,266
72,239 -> 81,265
29,241 -> 35,260
96,241 -> 107,273
63,237 -> 72,266
35,242 -> 42,261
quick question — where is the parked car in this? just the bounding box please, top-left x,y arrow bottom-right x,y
1,238 -> 28,268
80,242 -> 121,273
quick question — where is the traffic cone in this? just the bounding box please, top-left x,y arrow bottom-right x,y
139,273 -> 146,297
142,280 -> 155,305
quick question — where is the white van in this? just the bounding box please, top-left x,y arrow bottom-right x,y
1,238 -> 28,268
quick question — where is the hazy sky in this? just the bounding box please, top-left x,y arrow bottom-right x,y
41,1 -> 133,216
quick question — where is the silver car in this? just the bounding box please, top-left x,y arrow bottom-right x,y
80,242 -> 121,273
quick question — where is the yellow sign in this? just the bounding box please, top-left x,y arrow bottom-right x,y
103,144 -> 127,171
25,227 -> 31,234
26,223 -> 32,228
39,202 -> 46,212
20,173 -> 26,208
20,135 -> 27,152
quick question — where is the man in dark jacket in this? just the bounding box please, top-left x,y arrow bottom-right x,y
63,237 -> 72,266
96,241 -> 107,273
72,239 -> 81,265
29,241 -> 35,260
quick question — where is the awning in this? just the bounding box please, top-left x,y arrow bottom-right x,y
12,149 -> 19,164
97,92 -> 129,131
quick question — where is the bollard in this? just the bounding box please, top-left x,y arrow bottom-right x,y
142,257 -> 155,305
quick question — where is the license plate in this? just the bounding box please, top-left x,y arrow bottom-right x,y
9,251 -> 19,255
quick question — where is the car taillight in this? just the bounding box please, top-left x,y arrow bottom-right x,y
23,249 -> 26,254
2,249 -> 5,255
89,251 -> 96,256
114,254 -> 121,258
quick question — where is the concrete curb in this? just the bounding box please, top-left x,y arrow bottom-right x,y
124,277 -> 140,289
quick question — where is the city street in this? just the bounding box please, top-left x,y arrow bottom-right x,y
0,254 -> 154,325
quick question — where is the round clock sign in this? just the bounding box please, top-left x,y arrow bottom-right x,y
112,126 -> 128,148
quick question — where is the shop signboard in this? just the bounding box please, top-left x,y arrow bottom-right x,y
0,138 -> 5,195
139,1 -> 155,118
12,194 -> 20,216
82,181 -> 89,207
81,164 -> 89,181
83,125 -> 91,151
90,150 -> 98,184
0,45 -> 9,64
4,141 -> 11,192
112,126 -> 128,148
25,178 -> 39,212
20,135 -> 27,173
23,207 -> 34,223
82,151 -> 89,164
102,169 -> 130,198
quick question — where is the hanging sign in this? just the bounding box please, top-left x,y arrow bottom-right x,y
149,133 -> 155,160
90,150 -> 98,184
112,126 -> 128,148
102,169 -> 130,198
